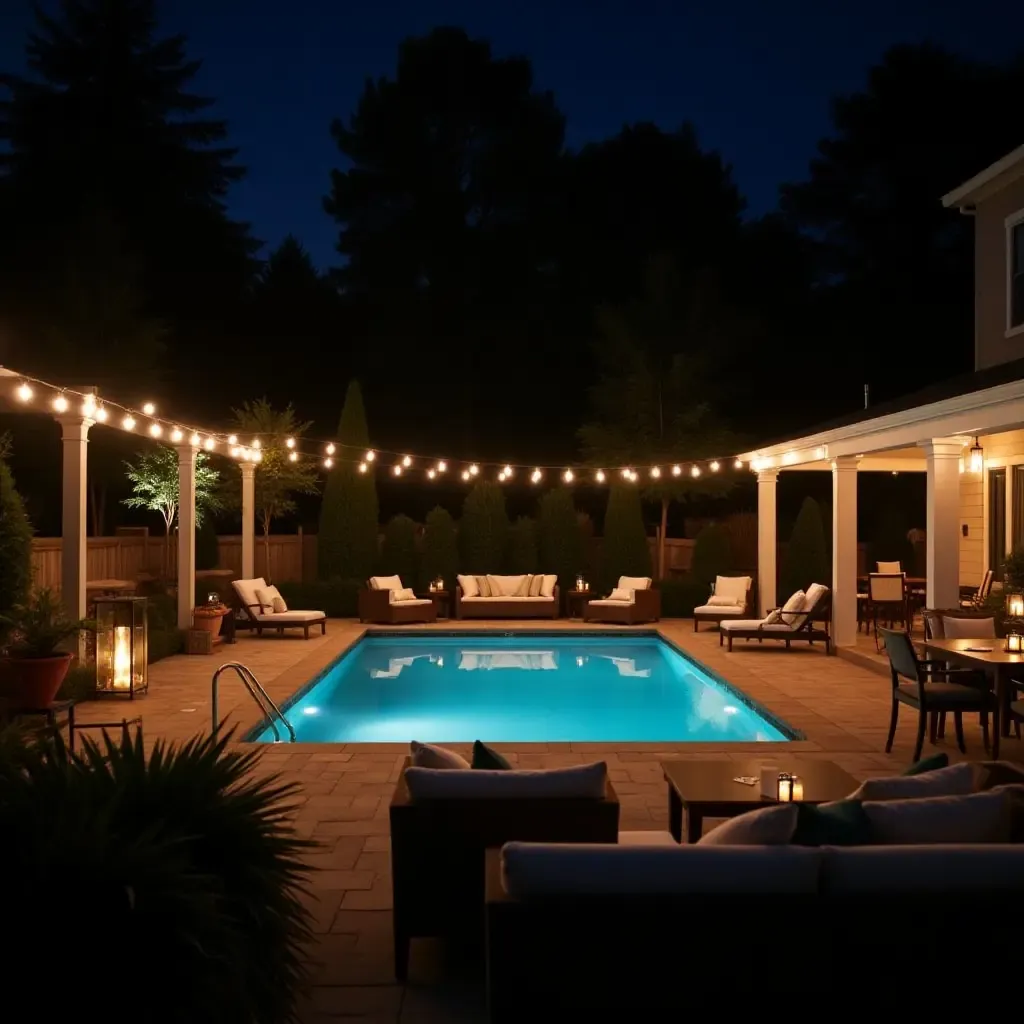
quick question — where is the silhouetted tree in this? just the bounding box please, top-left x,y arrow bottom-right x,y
781,498 -> 829,598
506,516 -> 539,574
459,481 -> 509,573
380,514 -> 418,583
538,488 -> 583,592
421,506 -> 459,589
600,486 -> 650,589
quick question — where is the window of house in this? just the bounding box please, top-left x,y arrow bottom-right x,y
1011,215 -> 1024,332
989,468 -> 1006,582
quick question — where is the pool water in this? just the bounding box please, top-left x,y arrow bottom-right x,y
253,633 -> 793,743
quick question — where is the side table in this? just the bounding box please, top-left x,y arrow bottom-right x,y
564,589 -> 591,620
419,590 -> 450,619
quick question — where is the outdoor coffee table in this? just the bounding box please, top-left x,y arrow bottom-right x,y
662,759 -> 861,843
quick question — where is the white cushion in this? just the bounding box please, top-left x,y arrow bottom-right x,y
369,575 -> 403,591
618,575 -> 651,591
539,574 -> 557,599
707,594 -> 738,607
801,582 -> 828,614
457,574 -> 479,598
942,616 -> 996,639
255,584 -> 284,613
848,762 -> 979,802
697,803 -> 799,845
232,577 -> 267,612
501,843 -> 821,897
720,619 -> 776,631
528,573 -> 544,597
779,590 -> 806,626
862,787 -> 1019,844
714,576 -> 751,603
618,830 -> 677,846
608,587 -> 634,603
391,587 -> 417,602
587,599 -> 631,607
694,603 -> 745,615
404,762 -> 607,800
461,595 -> 553,603
254,610 -> 326,623
410,740 -> 470,769
487,574 -> 527,597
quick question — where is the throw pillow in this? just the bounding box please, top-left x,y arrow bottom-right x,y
696,803 -> 799,845
779,590 -> 806,625
863,788 -> 1017,844
472,739 -> 512,770
392,587 -> 417,602
516,575 -> 534,596
409,740 -> 470,769
529,573 -> 544,597
271,596 -> 287,613
790,800 -> 874,846
763,609 -> 784,624
474,575 -> 492,597
708,594 -> 739,607
618,575 -> 651,591
608,587 -> 633,602
848,762 -> 978,802
539,574 -> 557,599
457,574 -> 479,598
255,586 -> 281,612
902,752 -> 949,776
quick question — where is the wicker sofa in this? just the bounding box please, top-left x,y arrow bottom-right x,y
389,757 -> 618,979
454,573 -> 560,619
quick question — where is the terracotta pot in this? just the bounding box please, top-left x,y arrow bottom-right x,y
3,653 -> 73,708
192,608 -> 226,639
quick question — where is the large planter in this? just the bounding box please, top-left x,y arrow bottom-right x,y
2,653 -> 73,708
192,607 -> 227,640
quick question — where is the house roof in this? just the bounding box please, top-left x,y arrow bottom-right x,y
942,144 -> 1024,210
743,355 -> 1024,456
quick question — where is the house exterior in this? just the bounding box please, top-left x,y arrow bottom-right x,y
737,144 -> 1024,650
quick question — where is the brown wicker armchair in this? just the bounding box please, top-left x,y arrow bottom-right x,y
357,581 -> 437,624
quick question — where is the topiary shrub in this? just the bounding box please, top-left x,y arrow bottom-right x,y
380,514 -> 418,584
460,481 -> 509,573
0,455 -> 33,642
421,506 -> 459,590
506,516 -> 539,573
195,515 -> 220,571
781,497 -> 829,598
539,488 -> 584,592
690,523 -> 732,589
318,381 -> 379,581
0,727 -> 314,1021
660,576 -> 718,617
599,485 -> 651,590
278,578 -> 361,618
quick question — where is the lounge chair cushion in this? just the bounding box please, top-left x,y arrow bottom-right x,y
369,575 -> 403,592
713,575 -> 751,603
708,594 -> 739,607
802,582 -> 829,615
862,787 -> 1021,845
848,762 -> 978,802
608,587 -> 634,603
232,577 -> 267,613
254,610 -> 327,624
404,761 -> 607,800
457,574 -> 480,598
694,603 -> 745,616
720,619 -> 798,632
618,575 -> 651,591
410,740 -> 470,769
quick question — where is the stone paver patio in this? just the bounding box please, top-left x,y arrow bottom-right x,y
73,618 -> 1023,1022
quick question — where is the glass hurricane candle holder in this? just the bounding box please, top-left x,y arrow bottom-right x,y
1006,631 -> 1023,654
777,772 -> 796,802
1007,592 -> 1024,619
95,596 -> 148,699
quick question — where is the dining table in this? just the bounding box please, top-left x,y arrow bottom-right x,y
920,637 -> 1023,757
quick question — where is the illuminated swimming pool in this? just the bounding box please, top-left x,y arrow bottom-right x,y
251,633 -> 795,743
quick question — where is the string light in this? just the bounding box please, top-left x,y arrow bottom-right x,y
16,381 -> 32,402
252,438 -> 261,449
563,468 -> 574,483
326,443 -> 335,456
358,462 -> 367,473
469,464 -> 479,476
324,457 -> 333,468
286,437 -> 295,449
393,464 -> 402,476
252,450 -> 263,463
288,452 -> 298,462
401,454 -> 412,468
437,460 -> 446,472
621,467 -> 631,479
365,450 -> 376,462
81,393 -> 96,416
122,414 -> 136,431
203,437 -> 215,451
531,468 -> 542,483
650,466 -> 661,479
52,392 -> 69,413
142,402 -> 155,416
710,461 -> 720,472
671,465 -> 681,477
461,470 -> 471,481
228,435 -> 238,445
690,465 -> 701,478
95,405 -> 108,423
595,469 -> 605,483
427,468 -> 436,479
170,427 -> 183,442
149,423 -> 162,437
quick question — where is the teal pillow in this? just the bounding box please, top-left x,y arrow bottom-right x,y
472,740 -> 511,770
790,800 -> 874,846
902,752 -> 949,776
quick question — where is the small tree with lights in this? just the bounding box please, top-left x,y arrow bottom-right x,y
229,400 -> 320,581
123,447 -> 222,576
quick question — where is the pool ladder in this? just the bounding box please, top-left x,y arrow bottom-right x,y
211,662 -> 296,743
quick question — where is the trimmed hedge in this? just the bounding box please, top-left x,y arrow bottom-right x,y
277,578 -> 362,618
659,576 -> 715,617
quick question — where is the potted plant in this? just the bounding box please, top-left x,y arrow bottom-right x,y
0,588 -> 95,707
192,593 -> 229,640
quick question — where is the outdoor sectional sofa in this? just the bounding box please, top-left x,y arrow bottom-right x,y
454,574 -> 560,619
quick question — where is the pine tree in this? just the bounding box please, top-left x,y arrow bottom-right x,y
600,485 -> 651,589
506,516 -> 539,574
459,481 -> 509,574
690,523 -> 732,588
538,488 -> 583,592
421,506 -> 459,589
782,497 -> 830,598
380,515 -> 418,584
318,382 -> 379,581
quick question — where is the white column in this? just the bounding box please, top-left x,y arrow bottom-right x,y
177,445 -> 198,631
240,461 -> 256,580
831,456 -> 859,649
757,469 -> 779,616
922,439 -> 963,609
57,415 -> 92,630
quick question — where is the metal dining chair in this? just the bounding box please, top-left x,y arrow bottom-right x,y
868,573 -> 909,648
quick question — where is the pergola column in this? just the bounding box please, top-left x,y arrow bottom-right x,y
240,461 -> 256,579
176,444 -> 197,631
57,415 -> 92,634
757,469 -> 779,616
922,439 -> 964,610
831,456 -> 859,649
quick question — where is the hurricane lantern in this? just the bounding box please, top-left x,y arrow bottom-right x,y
95,596 -> 148,698
1006,631 -> 1023,654
777,772 -> 796,802
1007,592 -> 1024,619
968,438 -> 984,475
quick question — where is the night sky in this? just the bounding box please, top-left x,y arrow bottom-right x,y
2,0 -> 1020,269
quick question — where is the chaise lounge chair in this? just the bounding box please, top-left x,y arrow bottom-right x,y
231,577 -> 327,639
583,576 -> 660,624
718,582 -> 831,653
692,575 -> 753,632
358,576 -> 438,624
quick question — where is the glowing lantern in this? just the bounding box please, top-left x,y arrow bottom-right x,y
94,597 -> 148,698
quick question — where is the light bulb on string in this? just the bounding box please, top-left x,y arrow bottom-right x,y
324,457 -> 333,469
81,393 -> 96,416
469,464 -> 479,476
401,455 -> 412,468
95,405 -> 108,423
734,459 -> 743,470
16,381 -> 32,402
252,439 -> 261,450
427,468 -> 436,479
437,460 -> 446,472
358,462 -> 367,473
691,465 -> 701,478
621,467 -> 631,479
203,437 -> 215,451
650,466 -> 661,479
365,450 -> 376,462
326,443 -> 336,456
288,451 -> 298,462
710,461 -> 720,472
671,465 -> 681,477
52,392 -> 69,413
461,470 -> 471,481
286,438 -> 295,449
563,469 -> 574,483
170,427 -> 183,442
122,414 -> 136,431
142,402 -> 155,416
503,465 -> 513,478
189,432 -> 200,446
230,446 -> 241,458
228,434 -> 238,445
149,423 -> 162,437
252,450 -> 263,463
531,469 -> 542,484
595,469 -> 605,483
393,464 -> 402,476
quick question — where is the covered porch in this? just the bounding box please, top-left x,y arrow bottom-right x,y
737,375 -> 1024,651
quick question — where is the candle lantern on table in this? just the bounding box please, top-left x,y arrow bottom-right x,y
95,596 -> 148,698
776,772 -> 796,802
206,591 -> 221,608
1007,592 -> 1024,619
1006,630 -> 1023,654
